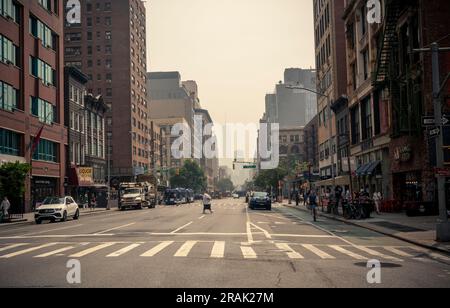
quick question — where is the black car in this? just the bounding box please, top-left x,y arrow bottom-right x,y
249,192 -> 272,211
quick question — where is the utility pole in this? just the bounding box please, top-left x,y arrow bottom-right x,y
414,42 -> 450,241
107,132 -> 111,210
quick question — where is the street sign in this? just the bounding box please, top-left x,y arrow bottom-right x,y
429,127 -> 441,137
435,168 -> 450,177
422,115 -> 450,127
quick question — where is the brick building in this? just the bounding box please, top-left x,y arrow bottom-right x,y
1,0 -> 67,212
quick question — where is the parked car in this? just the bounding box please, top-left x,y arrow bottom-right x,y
194,194 -> 204,201
35,196 -> 80,224
249,192 -> 272,211
232,193 -> 240,199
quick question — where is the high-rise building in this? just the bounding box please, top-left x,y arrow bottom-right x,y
0,0 -> 67,213
313,0 -> 347,187
64,0 -> 149,181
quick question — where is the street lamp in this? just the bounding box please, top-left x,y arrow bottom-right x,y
286,85 -> 337,196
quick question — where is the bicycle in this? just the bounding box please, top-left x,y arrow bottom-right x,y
343,200 -> 363,220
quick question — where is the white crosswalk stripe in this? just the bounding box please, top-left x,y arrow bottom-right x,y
210,241 -> 225,258
0,243 -> 57,259
241,246 -> 257,259
34,246 -> 75,258
141,241 -> 174,257
0,241 -> 442,263
275,243 -> 303,259
0,243 -> 28,252
107,244 -> 142,257
302,244 -> 335,259
69,243 -> 116,258
329,245 -> 367,260
174,241 -> 197,257
354,246 -> 403,262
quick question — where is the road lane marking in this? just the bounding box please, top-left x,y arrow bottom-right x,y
275,243 -> 303,259
302,244 -> 335,259
96,223 -> 136,234
141,241 -> 174,257
210,241 -> 225,258
174,241 -> 197,257
383,247 -> 414,258
20,224 -> 84,236
240,246 -> 257,259
246,222 -> 254,244
34,246 -> 75,258
171,222 -> 193,234
329,245 -> 367,260
198,216 -> 205,220
106,243 -> 142,257
0,243 -> 28,252
0,243 -> 58,258
69,243 -> 116,258
250,223 -> 272,239
354,246 -> 403,262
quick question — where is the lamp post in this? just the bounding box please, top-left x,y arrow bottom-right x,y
106,131 -> 111,210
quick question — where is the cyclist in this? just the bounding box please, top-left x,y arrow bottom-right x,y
309,189 -> 318,222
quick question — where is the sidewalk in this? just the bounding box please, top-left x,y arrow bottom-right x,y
282,202 -> 450,254
0,201 -> 118,227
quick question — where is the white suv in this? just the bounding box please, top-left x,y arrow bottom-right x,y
35,197 -> 80,224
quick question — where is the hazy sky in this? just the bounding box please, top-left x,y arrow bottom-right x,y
145,0 -> 316,126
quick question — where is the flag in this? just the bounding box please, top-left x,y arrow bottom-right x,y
29,124 -> 45,157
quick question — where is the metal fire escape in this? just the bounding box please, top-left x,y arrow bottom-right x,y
372,0 -> 402,86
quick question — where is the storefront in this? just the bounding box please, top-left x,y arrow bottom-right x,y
31,177 -> 58,208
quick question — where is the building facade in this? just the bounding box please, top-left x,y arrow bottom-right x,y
1,0 -> 67,212
313,0 -> 347,187
64,0 -> 149,182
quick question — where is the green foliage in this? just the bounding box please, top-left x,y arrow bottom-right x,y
254,167 -> 288,191
0,162 -> 31,211
216,178 -> 234,193
169,160 -> 207,193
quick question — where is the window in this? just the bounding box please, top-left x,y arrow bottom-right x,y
106,88 -> 112,97
105,17 -> 111,26
33,139 -> 57,162
361,97 -> 373,140
0,35 -> 17,66
351,106 -> 360,145
105,59 -> 112,68
360,5 -> 367,36
0,81 -> 18,111
30,56 -> 55,86
104,2 -> 111,11
87,17 -> 92,26
31,96 -> 55,124
1,0 -> 18,22
29,16 -> 55,50
362,49 -> 369,80
105,31 -> 112,40
0,128 -> 21,156
105,45 -> 112,54
38,0 -> 51,11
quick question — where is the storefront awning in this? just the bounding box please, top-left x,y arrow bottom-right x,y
356,161 -> 381,177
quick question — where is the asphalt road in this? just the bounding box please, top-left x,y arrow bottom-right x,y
0,198 -> 449,288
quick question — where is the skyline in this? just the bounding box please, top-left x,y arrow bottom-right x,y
146,0 -> 316,127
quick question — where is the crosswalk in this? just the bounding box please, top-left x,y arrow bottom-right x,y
0,241 -> 449,264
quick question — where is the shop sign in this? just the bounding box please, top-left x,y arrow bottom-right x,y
394,145 -> 412,162
78,167 -> 94,186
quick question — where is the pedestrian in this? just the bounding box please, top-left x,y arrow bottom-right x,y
1,196 -> 11,222
373,191 -> 382,215
203,191 -> 213,214
303,190 -> 309,206
309,190 -> 318,222
295,191 -> 300,206
90,195 -> 97,211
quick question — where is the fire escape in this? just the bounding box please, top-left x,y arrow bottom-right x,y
372,0 -> 402,86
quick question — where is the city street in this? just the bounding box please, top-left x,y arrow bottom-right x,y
0,198 -> 449,288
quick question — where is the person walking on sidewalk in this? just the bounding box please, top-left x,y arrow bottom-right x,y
373,191 -> 382,215
0,197 -> 11,222
309,190 -> 318,222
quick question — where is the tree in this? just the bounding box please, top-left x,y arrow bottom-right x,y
217,178 -> 234,193
254,167 -> 288,192
0,162 -> 31,213
169,160 -> 207,193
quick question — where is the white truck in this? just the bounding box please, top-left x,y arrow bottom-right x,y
118,182 -> 156,210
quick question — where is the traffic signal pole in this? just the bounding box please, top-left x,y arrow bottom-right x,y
415,42 -> 450,241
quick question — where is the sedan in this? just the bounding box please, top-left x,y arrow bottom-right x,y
35,197 -> 80,224
249,192 -> 272,211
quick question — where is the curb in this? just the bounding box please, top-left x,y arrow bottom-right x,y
0,208 -> 118,227
282,204 -> 450,256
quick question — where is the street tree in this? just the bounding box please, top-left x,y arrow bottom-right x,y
217,178 -> 235,193
0,162 -> 31,213
169,160 -> 207,193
